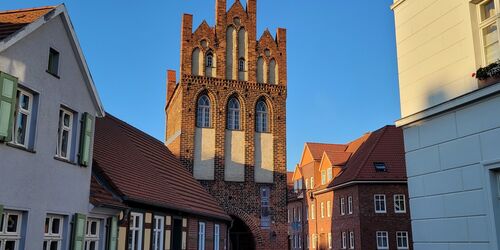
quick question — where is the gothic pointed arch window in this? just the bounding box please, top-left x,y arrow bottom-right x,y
256,100 -> 269,133
257,57 -> 267,83
206,51 -> 216,77
269,59 -> 278,84
192,48 -> 203,76
238,58 -> 245,72
197,95 -> 211,128
227,98 -> 241,130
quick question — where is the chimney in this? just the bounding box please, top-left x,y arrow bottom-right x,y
166,70 -> 177,106
216,0 -> 227,26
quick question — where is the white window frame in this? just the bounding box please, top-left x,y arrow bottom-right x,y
198,222 -> 206,250
152,216 -> 164,250
44,215 -> 63,250
299,235 -> 301,249
376,231 -> 389,250
348,196 -> 353,215
227,98 -> 241,130
129,212 -> 143,250
328,233 -> 332,249
12,89 -> 33,148
0,211 -> 23,250
305,179 -> 309,190
340,198 -> 345,215
327,201 -> 331,217
321,170 -> 326,185
349,231 -> 354,249
320,202 -> 325,219
311,205 -> 315,220
255,101 -> 268,133
327,167 -> 333,181
374,194 -> 387,213
341,232 -> 347,249
197,95 -> 211,128
84,218 -> 100,250
477,0 -> 500,65
396,231 -> 409,249
310,177 -> 314,188
394,194 -> 406,213
214,224 -> 220,250
56,108 -> 73,160
312,234 -> 317,249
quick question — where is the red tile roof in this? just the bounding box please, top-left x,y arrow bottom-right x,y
323,150 -> 352,166
306,143 -> 347,161
330,126 -> 407,187
0,6 -> 55,41
287,171 -> 294,186
90,175 -> 127,209
92,114 -> 230,221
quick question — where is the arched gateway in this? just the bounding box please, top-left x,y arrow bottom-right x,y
229,216 -> 256,250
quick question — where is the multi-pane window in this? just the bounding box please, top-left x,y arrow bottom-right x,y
321,170 -> 326,185
376,231 -> 389,249
394,194 -> 406,213
348,196 -> 353,214
261,187 -> 271,228
214,224 -> 220,250
238,58 -> 245,72
84,219 -> 100,250
396,231 -> 409,249
341,232 -> 347,249
320,202 -> 325,218
328,233 -> 332,249
478,0 -> 499,64
198,222 -> 206,250
349,232 -> 354,249
255,101 -> 268,133
374,195 -> 387,213
129,213 -> 143,250
0,211 -> 22,250
197,95 -> 211,128
340,198 -> 345,215
206,53 -> 213,68
227,98 -> 241,130
12,90 -> 33,147
327,168 -> 333,181
327,201 -> 331,217
152,216 -> 164,250
57,108 -> 73,159
47,48 -> 60,76
43,215 -> 63,250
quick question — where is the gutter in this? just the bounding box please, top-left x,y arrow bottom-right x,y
313,180 -> 408,195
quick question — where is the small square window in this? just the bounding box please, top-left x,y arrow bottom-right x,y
374,162 -> 387,172
47,48 -> 60,76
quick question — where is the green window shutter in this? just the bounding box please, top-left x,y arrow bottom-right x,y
78,113 -> 93,166
108,216 -> 118,250
71,213 -> 86,250
0,72 -> 18,142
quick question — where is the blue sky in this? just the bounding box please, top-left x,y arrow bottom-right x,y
4,0 -> 400,171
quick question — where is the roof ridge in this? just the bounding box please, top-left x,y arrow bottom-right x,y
0,6 -> 56,15
349,127 -> 388,180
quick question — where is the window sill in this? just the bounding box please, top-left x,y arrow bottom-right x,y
46,70 -> 60,79
5,142 -> 36,154
53,156 -> 77,166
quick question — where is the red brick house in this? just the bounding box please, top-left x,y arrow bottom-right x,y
290,126 -> 412,250
91,114 -> 231,250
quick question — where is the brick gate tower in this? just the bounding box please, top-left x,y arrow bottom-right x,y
165,0 -> 288,249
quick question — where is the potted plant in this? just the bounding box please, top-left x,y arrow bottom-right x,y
475,60 -> 500,88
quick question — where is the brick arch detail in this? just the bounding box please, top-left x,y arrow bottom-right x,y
225,205 -> 265,247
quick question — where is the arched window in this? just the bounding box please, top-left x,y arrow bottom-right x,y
238,58 -> 245,72
206,52 -> 216,77
226,26 -> 236,80
256,101 -> 269,133
206,53 -> 213,68
197,95 -> 211,128
257,57 -> 267,83
227,98 -> 241,130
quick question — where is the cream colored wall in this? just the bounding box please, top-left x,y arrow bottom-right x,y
393,0 -> 480,117
194,128 -> 215,180
225,130 -> 246,182
255,132 -> 274,183
118,226 -> 127,250
192,48 -> 203,76
226,26 -> 237,80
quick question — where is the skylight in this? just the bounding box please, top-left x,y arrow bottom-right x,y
374,162 -> 387,172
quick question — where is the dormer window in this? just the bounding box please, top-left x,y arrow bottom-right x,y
238,58 -> 245,72
374,162 -> 387,172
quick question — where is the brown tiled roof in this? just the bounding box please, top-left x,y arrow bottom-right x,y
92,114 -> 230,221
306,143 -> 347,160
287,171 -> 294,186
330,126 -> 407,187
90,175 -> 127,209
0,6 -> 55,41
323,150 -> 352,166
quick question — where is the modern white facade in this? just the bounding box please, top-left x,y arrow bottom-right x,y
392,0 -> 500,249
0,5 -> 118,250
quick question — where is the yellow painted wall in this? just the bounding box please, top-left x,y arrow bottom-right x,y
194,128 -> 215,180
254,132 -> 274,183
224,130 -> 246,181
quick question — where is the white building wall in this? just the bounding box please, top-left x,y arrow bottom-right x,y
403,93 -> 500,250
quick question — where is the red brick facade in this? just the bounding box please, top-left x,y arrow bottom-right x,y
165,0 -> 288,249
